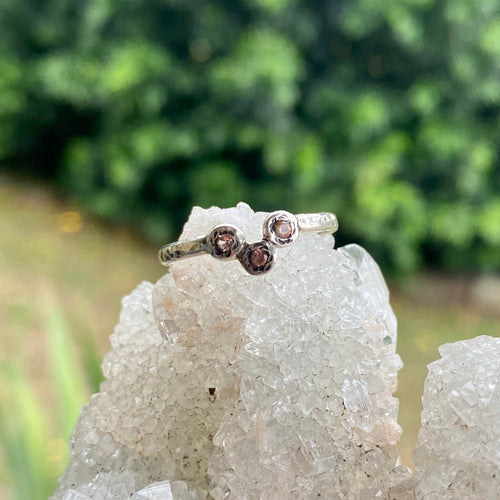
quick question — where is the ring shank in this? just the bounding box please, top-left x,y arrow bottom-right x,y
297,212 -> 338,234
158,237 -> 207,266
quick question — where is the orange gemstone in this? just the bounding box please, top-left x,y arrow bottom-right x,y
274,220 -> 292,239
249,248 -> 269,267
216,234 -> 233,252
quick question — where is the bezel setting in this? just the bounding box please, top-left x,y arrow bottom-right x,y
263,210 -> 299,247
238,240 -> 276,275
207,224 -> 245,260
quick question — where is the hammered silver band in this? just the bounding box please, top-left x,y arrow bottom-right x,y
158,210 -> 338,275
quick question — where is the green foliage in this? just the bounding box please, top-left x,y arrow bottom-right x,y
0,295 -> 100,499
46,294 -> 90,438
0,366 -> 54,500
1,0 -> 500,272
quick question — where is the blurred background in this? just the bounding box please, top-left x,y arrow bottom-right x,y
0,0 -> 499,497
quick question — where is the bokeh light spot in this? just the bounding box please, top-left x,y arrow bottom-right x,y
58,211 -> 83,234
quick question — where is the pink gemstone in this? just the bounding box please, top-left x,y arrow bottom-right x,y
249,248 -> 269,267
216,234 -> 233,252
274,220 -> 292,239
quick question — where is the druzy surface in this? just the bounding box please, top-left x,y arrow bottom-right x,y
413,336 -> 500,500
52,203 -> 406,499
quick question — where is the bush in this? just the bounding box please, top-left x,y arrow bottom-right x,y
1,0 -> 499,272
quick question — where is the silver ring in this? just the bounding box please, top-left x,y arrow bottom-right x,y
158,210 -> 338,276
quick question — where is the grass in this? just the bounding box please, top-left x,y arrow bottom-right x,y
0,174 -> 498,498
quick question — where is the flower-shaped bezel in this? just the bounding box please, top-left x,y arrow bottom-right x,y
263,210 -> 299,247
238,240 -> 276,275
207,224 -> 245,260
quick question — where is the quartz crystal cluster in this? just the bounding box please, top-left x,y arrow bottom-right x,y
52,203 -> 405,499
412,336 -> 500,500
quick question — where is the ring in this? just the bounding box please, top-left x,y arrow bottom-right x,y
158,210 -> 338,276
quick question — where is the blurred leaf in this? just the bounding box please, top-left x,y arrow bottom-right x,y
188,162 -> 247,208
102,41 -> 170,96
409,82 -> 440,116
431,203 -> 476,247
481,18 -> 500,55
78,331 -> 104,394
294,134 -> 323,194
348,92 -> 390,141
250,0 -> 296,14
0,366 -> 54,500
0,292 -> 98,498
479,199 -> 500,245
36,52 -> 101,106
45,293 -> 88,438
263,133 -> 295,174
211,29 -> 303,108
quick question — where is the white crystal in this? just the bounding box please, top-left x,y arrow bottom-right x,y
413,335 -> 500,499
52,203 -> 405,498
132,480 -> 176,499
61,491 -> 91,500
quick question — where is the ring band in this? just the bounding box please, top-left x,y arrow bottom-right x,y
158,210 -> 338,275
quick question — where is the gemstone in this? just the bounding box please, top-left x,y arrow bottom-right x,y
274,220 -> 292,239
216,234 -> 233,252
249,248 -> 269,268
